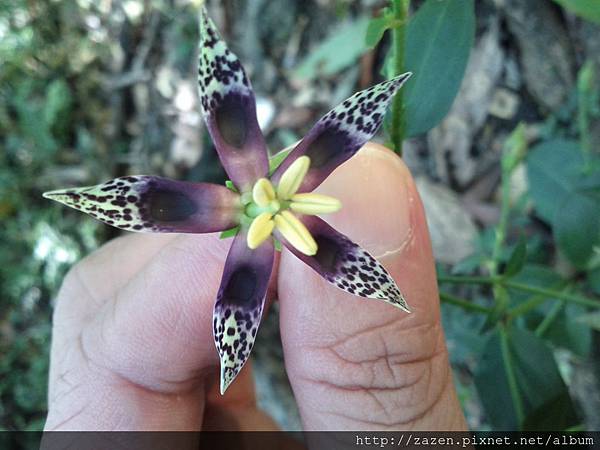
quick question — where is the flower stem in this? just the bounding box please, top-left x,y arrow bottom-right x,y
390,0 -> 410,155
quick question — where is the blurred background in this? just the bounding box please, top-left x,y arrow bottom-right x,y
1,0 -> 599,432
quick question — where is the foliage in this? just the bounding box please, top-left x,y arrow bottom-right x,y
0,0 -> 107,431
436,87 -> 600,430
1,0 -> 599,433
400,0 -> 475,137
293,16 -> 371,80
365,0 -> 600,431
551,0 -> 600,24
0,0 -> 200,430
366,0 -> 474,147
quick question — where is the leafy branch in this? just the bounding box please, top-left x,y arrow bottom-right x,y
437,123 -> 599,319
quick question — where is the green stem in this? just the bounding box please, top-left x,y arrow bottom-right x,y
438,274 -> 501,285
534,301 -> 564,337
490,145 -> 514,278
508,295 -> 550,319
439,291 -> 493,314
505,281 -> 600,310
508,279 -> 568,318
390,0 -> 410,155
438,275 -> 600,311
487,125 -> 527,312
579,94 -> 591,170
577,62 -> 594,172
500,325 -> 525,427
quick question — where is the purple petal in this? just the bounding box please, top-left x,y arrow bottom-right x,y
271,73 -> 412,192
198,8 -> 268,192
278,215 -> 409,312
43,176 -> 240,233
213,231 -> 275,394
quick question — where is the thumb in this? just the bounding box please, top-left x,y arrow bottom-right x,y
278,143 -> 467,430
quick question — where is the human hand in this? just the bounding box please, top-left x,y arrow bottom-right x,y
44,142 -> 467,431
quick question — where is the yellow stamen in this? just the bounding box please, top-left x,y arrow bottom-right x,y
277,156 -> 311,200
252,178 -> 276,207
289,193 -> 342,215
273,210 -> 317,256
247,212 -> 274,249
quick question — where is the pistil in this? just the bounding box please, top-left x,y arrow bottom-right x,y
244,156 -> 342,255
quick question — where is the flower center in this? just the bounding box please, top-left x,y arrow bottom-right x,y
244,156 -> 341,255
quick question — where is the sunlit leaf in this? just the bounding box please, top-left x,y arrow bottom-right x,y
219,226 -> 240,240
365,15 -> 393,49
402,0 -> 475,136
293,17 -> 370,80
269,148 -> 294,175
552,0 -> 600,24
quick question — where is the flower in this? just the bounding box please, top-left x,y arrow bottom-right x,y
44,8 -> 412,394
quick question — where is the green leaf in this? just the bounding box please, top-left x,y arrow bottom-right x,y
512,265 -> 566,302
502,123 -> 528,174
44,79 -> 72,132
225,180 -> 238,193
543,303 -> 592,356
513,265 -> 591,356
552,0 -> 600,25
474,327 -> 578,430
553,190 -> 600,269
219,226 -> 239,240
587,267 -> 600,294
522,390 -> 582,431
365,15 -> 392,49
293,16 -> 370,80
269,147 -> 294,174
526,139 -> 584,223
503,239 -> 527,278
577,310 -> 600,331
440,301 -> 487,364
480,288 -> 508,333
403,0 -> 475,137
475,330 -> 520,430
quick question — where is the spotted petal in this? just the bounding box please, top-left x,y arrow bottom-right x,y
198,8 -> 268,192
271,73 -> 412,193
213,231 -> 275,394
43,176 -> 241,233
278,215 -> 409,312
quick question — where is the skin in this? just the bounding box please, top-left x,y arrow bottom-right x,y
44,142 -> 467,432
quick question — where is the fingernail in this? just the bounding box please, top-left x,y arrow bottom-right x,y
315,143 -> 414,258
